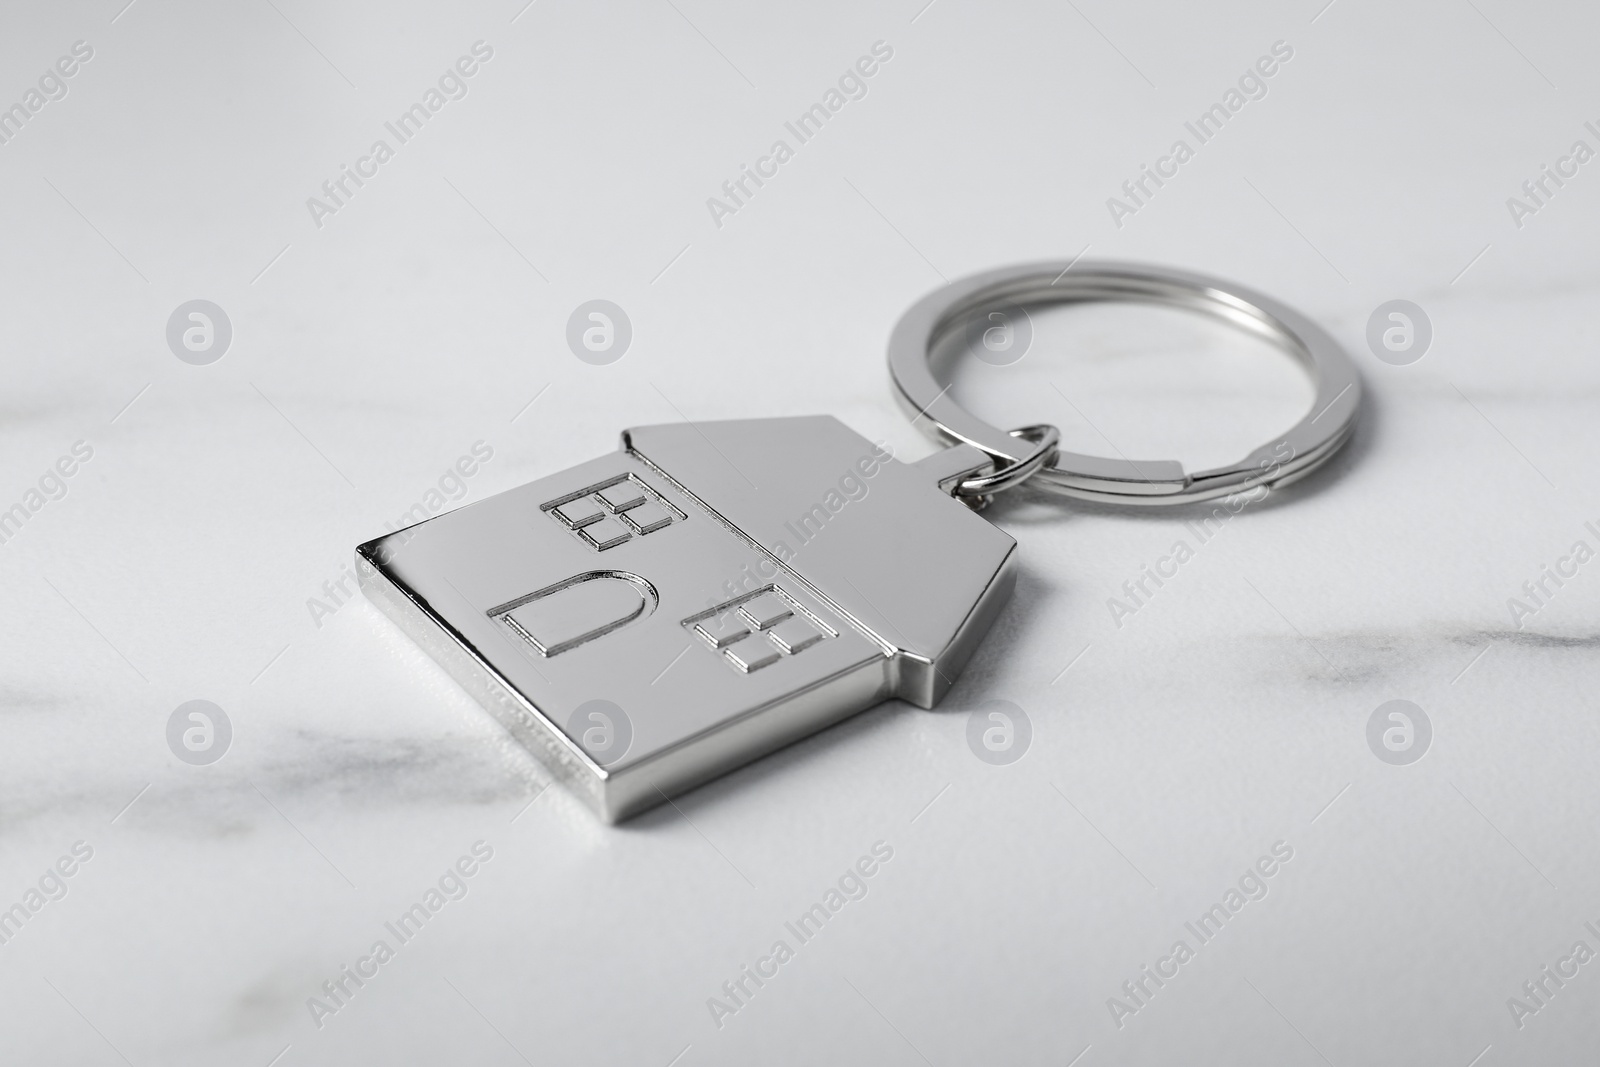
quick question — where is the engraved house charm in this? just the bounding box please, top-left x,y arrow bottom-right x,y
358,416 -> 1016,821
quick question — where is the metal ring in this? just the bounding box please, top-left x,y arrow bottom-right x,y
955,424 -> 1059,498
888,260 -> 1362,506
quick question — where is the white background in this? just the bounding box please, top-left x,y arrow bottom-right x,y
2,1 -> 1598,1064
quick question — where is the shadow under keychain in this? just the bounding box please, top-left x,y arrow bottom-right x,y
356,261 -> 1362,821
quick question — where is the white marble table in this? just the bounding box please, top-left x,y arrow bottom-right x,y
2,1 -> 1598,1064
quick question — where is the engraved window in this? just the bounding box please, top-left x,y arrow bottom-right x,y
542,474 -> 685,551
682,586 -> 835,674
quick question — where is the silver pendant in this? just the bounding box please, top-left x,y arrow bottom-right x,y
357,261 -> 1362,822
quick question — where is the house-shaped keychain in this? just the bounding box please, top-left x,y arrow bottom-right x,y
359,415 -> 1016,822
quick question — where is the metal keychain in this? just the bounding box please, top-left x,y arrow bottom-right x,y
356,260 -> 1361,822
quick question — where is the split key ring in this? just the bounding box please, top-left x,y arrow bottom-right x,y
888,261 -> 1363,506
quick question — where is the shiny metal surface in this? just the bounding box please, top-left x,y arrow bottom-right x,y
952,423 -> 1060,498
358,416 -> 1015,822
888,260 -> 1362,505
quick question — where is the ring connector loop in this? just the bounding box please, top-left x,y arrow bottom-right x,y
955,424 -> 1059,498
887,260 -> 1363,507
